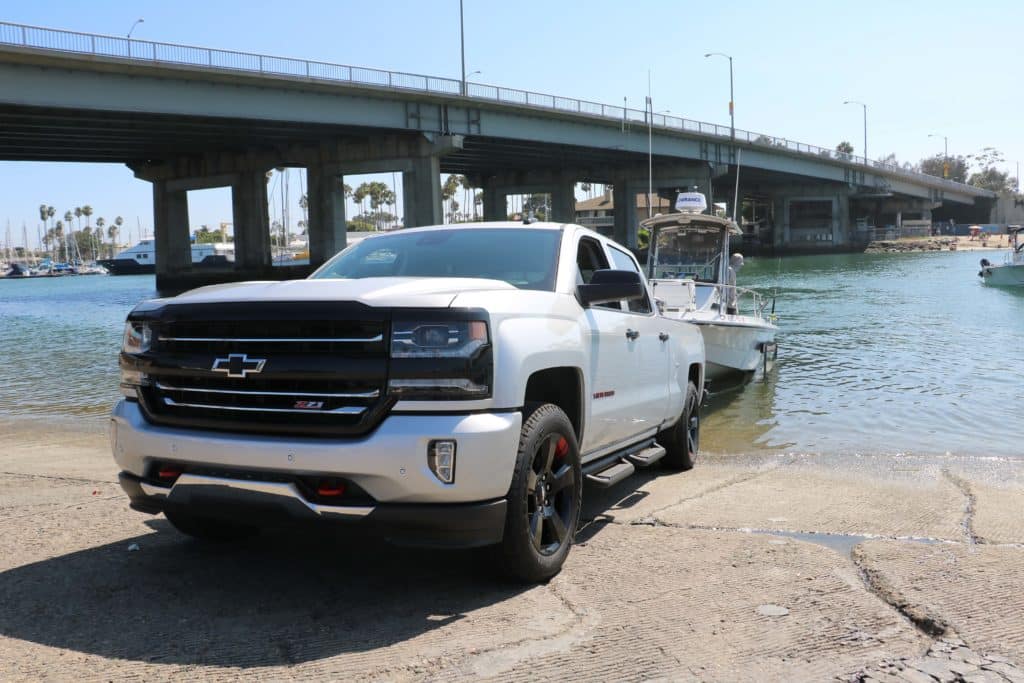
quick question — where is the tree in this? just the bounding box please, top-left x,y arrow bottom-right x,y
107,219 -> 120,254
441,175 -> 462,223
580,182 -> 592,199
835,141 -> 854,160
966,147 -> 1019,195
919,154 -> 968,183
81,204 -> 93,228
95,217 -> 106,258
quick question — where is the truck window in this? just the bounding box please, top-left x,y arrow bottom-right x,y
607,245 -> 652,314
576,237 -> 622,310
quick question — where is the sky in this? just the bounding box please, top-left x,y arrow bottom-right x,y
2,0 -> 1022,248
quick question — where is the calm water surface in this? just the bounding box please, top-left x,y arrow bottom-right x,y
1,250 -> 1021,457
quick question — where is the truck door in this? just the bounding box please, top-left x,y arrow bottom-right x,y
605,244 -> 676,432
576,236 -> 640,452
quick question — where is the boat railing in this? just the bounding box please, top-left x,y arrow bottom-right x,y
713,283 -> 776,321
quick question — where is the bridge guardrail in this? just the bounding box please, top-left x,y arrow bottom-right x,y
0,20 -> 991,197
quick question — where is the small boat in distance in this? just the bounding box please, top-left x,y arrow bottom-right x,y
643,192 -> 778,386
99,240 -> 235,275
979,226 -> 1024,286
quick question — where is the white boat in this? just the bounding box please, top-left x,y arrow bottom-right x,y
98,239 -> 235,275
643,193 -> 778,384
979,227 -> 1024,286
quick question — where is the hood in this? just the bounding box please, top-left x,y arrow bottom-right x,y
166,277 -> 518,309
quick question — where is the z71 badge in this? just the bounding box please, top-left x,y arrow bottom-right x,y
293,401 -> 325,410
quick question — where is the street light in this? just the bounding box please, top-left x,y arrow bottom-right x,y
843,100 -> 868,165
928,133 -> 949,178
126,17 -> 144,58
459,0 -> 467,96
704,52 -> 734,140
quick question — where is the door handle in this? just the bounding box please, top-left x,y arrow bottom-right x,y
659,332 -> 670,342
625,329 -> 639,340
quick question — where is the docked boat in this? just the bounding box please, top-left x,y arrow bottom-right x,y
979,227 -> 1024,286
643,193 -> 778,385
99,240 -> 234,275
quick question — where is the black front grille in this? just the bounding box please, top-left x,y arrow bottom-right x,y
132,302 -> 393,437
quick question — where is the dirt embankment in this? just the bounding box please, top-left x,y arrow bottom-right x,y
867,234 -> 1015,254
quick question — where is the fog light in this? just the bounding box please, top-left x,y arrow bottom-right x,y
428,440 -> 456,484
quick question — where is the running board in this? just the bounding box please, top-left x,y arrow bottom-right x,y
585,460 -> 635,488
627,444 -> 667,468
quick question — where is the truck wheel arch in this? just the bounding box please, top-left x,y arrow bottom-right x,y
523,367 -> 584,444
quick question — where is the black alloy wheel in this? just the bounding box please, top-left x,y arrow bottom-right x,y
497,403 -> 582,582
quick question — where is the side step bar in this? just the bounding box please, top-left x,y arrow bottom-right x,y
626,444 -> 666,468
584,442 -> 667,488
585,461 -> 635,488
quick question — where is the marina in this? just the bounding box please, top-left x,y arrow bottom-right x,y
3,248 -> 1022,458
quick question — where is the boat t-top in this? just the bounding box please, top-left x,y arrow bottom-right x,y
979,226 -> 1024,286
643,192 -> 778,384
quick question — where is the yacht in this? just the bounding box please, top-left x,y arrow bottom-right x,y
644,193 -> 778,384
99,239 -> 234,275
979,226 -> 1024,286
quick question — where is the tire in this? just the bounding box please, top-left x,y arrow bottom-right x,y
659,380 -> 700,471
164,509 -> 257,542
496,403 -> 582,582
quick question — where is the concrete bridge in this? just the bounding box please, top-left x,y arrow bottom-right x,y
0,22 -> 995,290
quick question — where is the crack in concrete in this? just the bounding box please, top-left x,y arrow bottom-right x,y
850,544 -> 950,639
942,470 -> 980,546
635,465 -> 779,523
0,470 -> 112,485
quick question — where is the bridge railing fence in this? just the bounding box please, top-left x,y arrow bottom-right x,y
0,19 -> 986,196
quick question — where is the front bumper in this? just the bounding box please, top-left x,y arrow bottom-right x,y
111,399 -> 521,504
118,471 -> 506,548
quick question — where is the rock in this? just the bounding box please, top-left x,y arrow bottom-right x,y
909,658 -> 956,680
756,604 -> 789,617
896,668 -> 939,683
982,662 -> 1024,683
963,671 -> 1009,683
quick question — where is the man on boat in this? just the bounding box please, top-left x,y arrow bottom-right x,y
725,252 -> 745,315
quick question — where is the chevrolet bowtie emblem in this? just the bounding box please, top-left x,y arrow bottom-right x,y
211,353 -> 266,378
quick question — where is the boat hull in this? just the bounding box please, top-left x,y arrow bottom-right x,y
981,264 -> 1024,287
97,259 -> 155,275
692,319 -> 778,382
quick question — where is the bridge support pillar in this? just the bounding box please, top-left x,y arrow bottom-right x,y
612,181 -> 643,248
481,182 -> 507,221
550,176 -> 577,223
403,155 -> 442,227
306,164 -> 347,268
153,180 -> 191,278
231,170 -> 272,270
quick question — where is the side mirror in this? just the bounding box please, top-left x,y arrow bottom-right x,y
577,269 -> 645,307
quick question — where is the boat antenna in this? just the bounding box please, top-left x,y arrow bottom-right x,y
732,148 -> 742,223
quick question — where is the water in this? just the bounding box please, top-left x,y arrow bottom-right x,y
1,251 -> 1022,457
702,249 -> 1024,458
0,275 -> 156,420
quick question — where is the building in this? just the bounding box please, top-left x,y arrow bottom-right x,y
574,188 -> 672,235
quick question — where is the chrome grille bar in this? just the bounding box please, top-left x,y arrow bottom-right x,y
158,335 -> 383,343
155,382 -> 379,399
162,397 -> 366,415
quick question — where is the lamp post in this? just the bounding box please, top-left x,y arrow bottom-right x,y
126,18 -> 144,57
843,100 -> 868,165
928,133 -> 949,178
704,52 -> 734,140
459,0 -> 466,96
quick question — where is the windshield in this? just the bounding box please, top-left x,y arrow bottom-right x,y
310,228 -> 563,291
650,227 -> 723,283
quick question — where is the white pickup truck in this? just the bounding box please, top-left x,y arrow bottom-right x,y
111,221 -> 705,581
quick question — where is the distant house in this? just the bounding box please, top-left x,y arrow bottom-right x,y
574,188 -> 672,234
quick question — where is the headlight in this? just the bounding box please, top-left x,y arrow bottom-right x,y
389,317 -> 492,400
122,321 -> 152,354
391,320 -> 488,358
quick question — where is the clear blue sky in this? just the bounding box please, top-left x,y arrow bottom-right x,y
2,0 -> 1022,247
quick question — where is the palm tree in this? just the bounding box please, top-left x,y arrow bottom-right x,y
81,205 -> 93,228
95,217 -> 106,258
441,175 -> 461,223
74,207 -> 83,232
38,204 -> 48,226
108,219 -> 120,256
54,221 -> 64,262
459,175 -> 474,220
